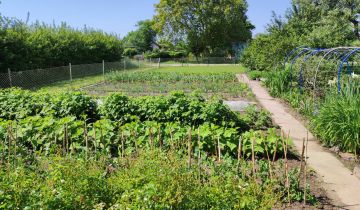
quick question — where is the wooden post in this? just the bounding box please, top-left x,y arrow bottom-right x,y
7,68 -> 12,87
102,60 -> 105,80
188,127 -> 192,168
158,58 -> 161,68
217,136 -> 221,162
69,63 -> 72,82
84,121 -> 89,159
124,58 -> 126,70
304,132 -> 309,206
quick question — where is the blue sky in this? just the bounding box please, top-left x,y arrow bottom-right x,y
0,0 -> 291,37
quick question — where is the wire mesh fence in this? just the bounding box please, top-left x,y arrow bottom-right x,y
0,57 -> 238,89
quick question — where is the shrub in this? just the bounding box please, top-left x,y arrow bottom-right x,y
311,89 -> 360,153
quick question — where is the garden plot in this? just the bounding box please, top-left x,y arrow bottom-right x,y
0,87 -> 337,209
82,66 -> 254,100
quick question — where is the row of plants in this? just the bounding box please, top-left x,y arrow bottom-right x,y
106,71 -> 237,83
0,89 -> 243,127
95,71 -> 252,99
259,69 -> 360,154
0,116 -> 284,160
0,148 -> 315,209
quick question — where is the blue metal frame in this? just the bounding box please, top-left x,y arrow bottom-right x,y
337,48 -> 360,92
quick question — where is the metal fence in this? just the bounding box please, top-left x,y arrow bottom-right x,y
0,57 -> 237,89
0,58 -> 148,89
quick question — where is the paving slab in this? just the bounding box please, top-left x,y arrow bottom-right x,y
223,100 -> 256,112
238,74 -> 360,210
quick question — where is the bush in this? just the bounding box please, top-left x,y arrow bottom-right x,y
247,70 -> 265,80
264,68 -> 292,97
311,88 -> 360,153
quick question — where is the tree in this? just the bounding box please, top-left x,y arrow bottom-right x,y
153,0 -> 254,57
123,20 -> 157,53
337,0 -> 360,40
241,0 -> 358,71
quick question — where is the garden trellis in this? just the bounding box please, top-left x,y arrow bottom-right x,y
284,47 -> 360,97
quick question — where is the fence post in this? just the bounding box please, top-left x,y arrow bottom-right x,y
124,58 -> 126,70
138,58 -> 140,68
102,60 -> 105,76
150,58 -> 152,67
69,63 -> 72,82
7,68 -> 12,87
158,58 -> 161,68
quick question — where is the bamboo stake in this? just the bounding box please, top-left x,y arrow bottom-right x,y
63,124 -> 66,155
251,137 -> 256,176
14,123 -> 17,166
217,136 -> 221,162
238,136 -> 242,162
299,138 -> 306,182
169,129 -> 174,151
188,127 -> 192,168
149,128 -> 153,149
197,128 -> 201,164
264,140 -> 273,181
237,136 -> 242,172
65,124 -> 69,155
84,121 -> 89,159
100,126 -> 104,151
7,124 -> 12,165
282,131 -> 290,204
304,132 -> 309,206
93,124 -> 97,154
272,137 -> 278,164
121,131 -> 125,158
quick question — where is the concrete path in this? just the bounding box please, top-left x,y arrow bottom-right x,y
238,74 -> 360,210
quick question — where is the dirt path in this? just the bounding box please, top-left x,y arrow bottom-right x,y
238,74 -> 360,210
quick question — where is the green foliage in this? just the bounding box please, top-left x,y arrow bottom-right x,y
123,48 -> 138,57
123,20 -> 156,53
263,68 -> 292,97
247,70 -> 265,80
0,89 -> 98,121
153,0 -> 253,57
102,91 -> 242,128
102,70 -> 252,99
241,128 -> 286,158
0,150 -> 285,209
241,105 -> 273,130
311,83 -> 360,153
0,21 -> 123,72
241,1 -> 358,71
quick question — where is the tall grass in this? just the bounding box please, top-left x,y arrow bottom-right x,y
311,79 -> 360,153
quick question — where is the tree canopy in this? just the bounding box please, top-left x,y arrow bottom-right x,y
242,0 -> 360,71
153,0 -> 254,57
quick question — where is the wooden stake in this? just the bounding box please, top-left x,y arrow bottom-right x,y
158,125 -> 162,148
299,138 -> 306,181
264,140 -> 273,181
188,127 -> 192,168
251,137 -> 256,176
149,128 -> 153,149
217,136 -> 221,162
93,123 -> 97,154
272,137 -> 278,164
282,131 -> 290,204
238,136 -> 242,162
304,132 -> 309,206
121,131 -> 125,158
84,121 -> 89,159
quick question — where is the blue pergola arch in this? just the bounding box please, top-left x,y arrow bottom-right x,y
284,47 -> 360,94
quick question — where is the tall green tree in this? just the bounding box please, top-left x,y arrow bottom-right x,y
123,20 -> 157,54
153,0 -> 254,57
242,0 -> 358,71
